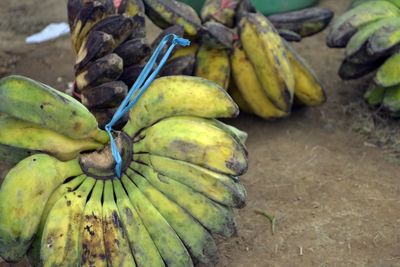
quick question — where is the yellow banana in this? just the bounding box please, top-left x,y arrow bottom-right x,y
113,179 -> 165,267
239,13 -> 295,112
133,116 -> 248,175
122,76 -> 239,137
121,175 -> 193,267
170,43 -> 199,60
0,75 -> 107,143
285,41 -> 326,106
126,168 -> 219,265
195,44 -> 230,90
40,177 -> 96,267
27,174 -> 86,267
129,162 -> 237,237
0,154 -> 83,262
102,180 -> 136,267
231,43 -> 288,119
0,116 -> 103,161
228,79 -> 255,114
134,153 -> 246,208
80,180 -> 107,267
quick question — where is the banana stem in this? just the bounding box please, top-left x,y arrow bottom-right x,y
91,129 -> 110,144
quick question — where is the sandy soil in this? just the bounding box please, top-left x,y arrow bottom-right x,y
1,0 -> 400,266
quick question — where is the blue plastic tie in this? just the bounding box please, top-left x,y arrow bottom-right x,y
105,34 -> 190,178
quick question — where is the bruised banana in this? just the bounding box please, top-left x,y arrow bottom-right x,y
117,0 -> 145,17
285,41 -> 326,106
75,30 -> 115,73
278,29 -> 302,42
119,62 -> 146,87
327,0 -> 400,48
126,167 -> 219,265
121,175 -> 193,267
102,180 -> 137,267
113,179 -> 165,267
200,0 -> 239,28
76,53 -> 123,90
0,75 -> 107,143
71,1 -> 111,53
0,154 -> 83,261
114,37 -> 151,67
27,174 -> 87,267
133,153 -> 246,208
67,0 -> 83,28
40,177 -> 96,267
0,116 -> 103,160
81,81 -> 128,109
199,21 -> 233,50
143,0 -> 202,36
195,44 -> 230,90
132,116 -> 248,175
240,13 -> 295,112
267,7 -> 334,38
231,43 -> 288,119
159,54 -> 196,76
123,76 -> 239,137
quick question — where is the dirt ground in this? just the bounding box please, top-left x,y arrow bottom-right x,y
1,0 -> 400,266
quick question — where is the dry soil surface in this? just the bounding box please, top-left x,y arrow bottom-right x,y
1,0 -> 400,266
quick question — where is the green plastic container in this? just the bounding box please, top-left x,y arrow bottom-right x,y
251,0 -> 319,15
178,0 -> 319,16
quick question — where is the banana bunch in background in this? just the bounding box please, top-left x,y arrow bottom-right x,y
68,0 -> 151,128
0,74 -> 248,267
147,0 -> 330,119
327,0 -> 400,116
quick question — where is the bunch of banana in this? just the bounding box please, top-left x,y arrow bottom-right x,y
191,12 -> 326,119
68,0 -> 150,128
0,74 -> 248,267
326,0 -> 400,116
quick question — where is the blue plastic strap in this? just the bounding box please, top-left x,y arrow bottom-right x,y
105,34 -> 190,178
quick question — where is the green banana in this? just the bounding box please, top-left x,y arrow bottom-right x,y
268,7 -> 334,37
375,52 -> 400,87
121,175 -> 193,267
143,0 -> 202,36
383,84 -> 400,112
0,75 -> 107,143
126,167 -> 219,265
113,179 -> 165,267
350,0 -> 400,9
129,162 -> 237,237
0,116 -> 103,160
27,175 -> 86,267
40,177 -> 95,267
345,18 -> 393,63
366,17 -> 400,58
0,154 -> 83,262
80,180 -> 107,267
122,76 -> 239,137
102,180 -> 137,267
133,153 -> 246,208
364,84 -> 385,106
327,1 -> 400,48
133,116 -> 248,175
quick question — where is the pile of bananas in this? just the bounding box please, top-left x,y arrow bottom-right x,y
143,0 -> 332,119
327,0 -> 400,116
68,0 -> 151,127
0,74 -> 247,266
